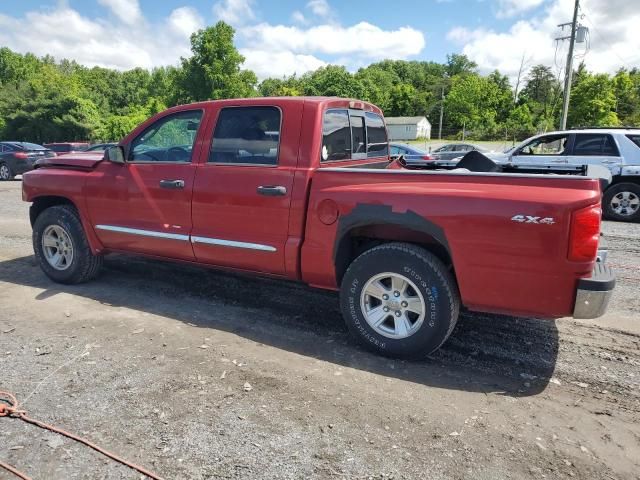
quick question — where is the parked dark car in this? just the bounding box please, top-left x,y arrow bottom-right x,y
85,143 -> 117,152
0,142 -> 55,180
389,142 -> 435,161
43,142 -> 90,155
432,143 -> 488,161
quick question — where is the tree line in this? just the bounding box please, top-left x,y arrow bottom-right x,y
1,21 -> 638,144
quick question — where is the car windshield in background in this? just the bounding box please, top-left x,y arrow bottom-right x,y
408,146 -> 428,154
17,142 -> 47,150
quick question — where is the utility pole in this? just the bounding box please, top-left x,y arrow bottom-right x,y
438,85 -> 445,140
559,0 -> 580,130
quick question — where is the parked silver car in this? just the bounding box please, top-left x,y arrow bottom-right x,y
466,129 -> 640,222
432,143 -> 488,161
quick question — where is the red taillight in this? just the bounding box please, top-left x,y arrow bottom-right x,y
568,205 -> 601,262
13,152 -> 28,160
421,155 -> 435,161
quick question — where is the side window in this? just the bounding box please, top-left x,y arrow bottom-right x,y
366,112 -> 388,158
390,145 -> 400,155
602,135 -> 619,156
351,116 -> 366,155
519,135 -> 569,155
131,110 -> 202,162
626,135 -> 640,148
210,106 -> 281,165
573,134 -> 605,156
322,109 -> 351,162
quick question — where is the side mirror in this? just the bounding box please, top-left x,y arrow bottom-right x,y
105,146 -> 125,164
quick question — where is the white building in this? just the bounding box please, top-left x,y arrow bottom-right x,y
385,116 -> 431,141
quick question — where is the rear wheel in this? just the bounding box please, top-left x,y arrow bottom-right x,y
33,205 -> 103,284
603,183 -> 640,222
340,242 -> 460,359
0,162 -> 13,181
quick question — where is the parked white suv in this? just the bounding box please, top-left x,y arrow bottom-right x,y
483,129 -> 640,221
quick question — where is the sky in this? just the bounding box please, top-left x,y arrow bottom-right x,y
1,0 -> 639,83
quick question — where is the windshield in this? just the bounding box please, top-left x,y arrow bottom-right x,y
17,142 -> 47,150
405,145 -> 428,155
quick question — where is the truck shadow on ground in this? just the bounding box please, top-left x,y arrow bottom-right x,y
1,254 -> 559,397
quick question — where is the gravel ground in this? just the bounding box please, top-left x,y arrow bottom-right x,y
0,180 -> 638,480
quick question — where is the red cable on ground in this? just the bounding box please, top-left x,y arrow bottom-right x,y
0,390 -> 164,480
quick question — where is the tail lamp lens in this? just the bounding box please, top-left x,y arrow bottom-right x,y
568,205 -> 601,262
13,152 -> 29,159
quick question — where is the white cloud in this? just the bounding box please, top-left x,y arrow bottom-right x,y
0,2 -> 427,81
291,11 -> 307,25
449,0 -> 640,81
0,5 -> 194,71
240,22 -> 425,60
167,7 -> 204,38
97,0 -> 142,26
213,0 -> 255,26
446,26 -> 488,44
240,49 -> 327,79
307,0 -> 332,18
496,0 -> 545,18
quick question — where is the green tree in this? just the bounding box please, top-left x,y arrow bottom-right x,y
506,104 -> 535,139
568,72 -> 619,127
518,65 -> 562,131
175,22 -> 257,103
444,74 -> 503,138
301,65 -> 364,98
613,69 -> 640,125
445,54 -> 477,77
258,76 -> 303,97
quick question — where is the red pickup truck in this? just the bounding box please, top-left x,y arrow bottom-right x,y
22,97 -> 615,358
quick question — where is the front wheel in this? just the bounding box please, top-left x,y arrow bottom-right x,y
33,205 -> 103,284
603,183 -> 640,222
340,243 -> 460,359
0,162 -> 13,181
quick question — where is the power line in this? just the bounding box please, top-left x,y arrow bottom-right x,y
579,7 -> 640,69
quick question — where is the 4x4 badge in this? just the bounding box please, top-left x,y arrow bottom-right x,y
511,215 -> 555,224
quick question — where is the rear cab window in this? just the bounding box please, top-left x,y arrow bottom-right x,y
321,109 -> 388,163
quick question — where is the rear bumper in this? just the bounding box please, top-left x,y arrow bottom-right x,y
573,251 -> 615,319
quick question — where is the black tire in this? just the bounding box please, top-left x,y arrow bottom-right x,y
603,183 -> 640,222
340,242 -> 460,359
33,205 -> 103,284
0,162 -> 14,181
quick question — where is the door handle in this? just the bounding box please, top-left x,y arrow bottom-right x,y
159,179 -> 185,189
257,185 -> 287,196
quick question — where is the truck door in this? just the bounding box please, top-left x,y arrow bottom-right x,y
510,133 -> 571,166
190,103 -> 302,275
86,109 -> 206,261
566,133 -> 622,174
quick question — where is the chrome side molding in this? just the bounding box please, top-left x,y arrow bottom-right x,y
95,225 -> 190,241
190,236 -> 276,252
94,224 -> 276,252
